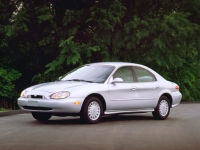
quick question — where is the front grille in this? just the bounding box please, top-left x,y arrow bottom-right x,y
28,95 -> 43,99
23,106 -> 52,111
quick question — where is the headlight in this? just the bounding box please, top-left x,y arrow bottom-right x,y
20,90 -> 27,98
50,91 -> 70,99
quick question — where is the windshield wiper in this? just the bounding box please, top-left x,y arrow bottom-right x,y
64,79 -> 94,83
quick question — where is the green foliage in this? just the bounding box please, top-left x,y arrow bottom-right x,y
33,36 -> 100,82
0,67 -> 21,98
0,0 -> 200,101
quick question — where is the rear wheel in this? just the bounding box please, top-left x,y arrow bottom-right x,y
80,97 -> 103,124
31,112 -> 52,121
152,96 -> 170,120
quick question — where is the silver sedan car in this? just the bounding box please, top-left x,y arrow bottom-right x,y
18,62 -> 182,124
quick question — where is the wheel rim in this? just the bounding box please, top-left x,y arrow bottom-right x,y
88,101 -> 101,120
159,100 -> 169,116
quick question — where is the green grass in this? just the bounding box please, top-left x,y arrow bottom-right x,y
0,107 -> 11,112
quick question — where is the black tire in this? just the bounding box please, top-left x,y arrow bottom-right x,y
152,96 -> 170,120
31,112 -> 52,121
80,97 -> 103,124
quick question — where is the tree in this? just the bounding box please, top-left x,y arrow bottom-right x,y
0,0 -> 200,101
0,0 -> 22,99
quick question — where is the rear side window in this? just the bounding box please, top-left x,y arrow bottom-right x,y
133,67 -> 157,82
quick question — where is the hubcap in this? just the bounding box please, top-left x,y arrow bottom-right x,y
159,100 -> 169,116
88,101 -> 101,120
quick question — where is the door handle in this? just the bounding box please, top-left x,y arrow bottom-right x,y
131,87 -> 137,91
156,86 -> 160,89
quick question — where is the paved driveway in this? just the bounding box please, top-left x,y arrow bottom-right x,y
0,103 -> 199,150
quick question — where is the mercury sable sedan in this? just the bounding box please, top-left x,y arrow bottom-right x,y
18,62 -> 182,124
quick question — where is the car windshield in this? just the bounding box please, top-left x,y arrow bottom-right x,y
60,65 -> 115,83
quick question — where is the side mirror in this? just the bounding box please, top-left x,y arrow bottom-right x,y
111,78 -> 123,84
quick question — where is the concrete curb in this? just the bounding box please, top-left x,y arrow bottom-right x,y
180,101 -> 200,104
0,110 -> 30,117
0,102 -> 199,117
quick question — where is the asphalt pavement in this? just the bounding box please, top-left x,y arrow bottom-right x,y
0,103 -> 199,150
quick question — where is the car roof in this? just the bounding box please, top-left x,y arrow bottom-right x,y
88,62 -> 143,67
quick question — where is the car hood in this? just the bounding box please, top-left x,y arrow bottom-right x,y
26,81 -> 88,93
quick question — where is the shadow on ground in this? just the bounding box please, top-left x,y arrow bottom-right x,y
28,114 -> 155,125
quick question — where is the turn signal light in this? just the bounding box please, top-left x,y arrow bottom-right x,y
74,101 -> 80,105
175,86 -> 180,90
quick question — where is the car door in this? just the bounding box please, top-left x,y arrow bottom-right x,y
108,66 -> 139,110
133,66 -> 161,108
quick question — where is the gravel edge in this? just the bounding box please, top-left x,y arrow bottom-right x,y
0,110 -> 30,117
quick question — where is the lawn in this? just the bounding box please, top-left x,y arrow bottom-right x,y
0,108 -> 11,112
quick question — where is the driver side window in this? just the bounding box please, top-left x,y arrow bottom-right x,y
113,67 -> 134,83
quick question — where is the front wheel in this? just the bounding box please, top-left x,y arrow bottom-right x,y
31,112 -> 52,121
152,96 -> 170,120
80,97 -> 103,124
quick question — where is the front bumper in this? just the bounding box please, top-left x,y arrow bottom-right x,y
18,97 -> 84,113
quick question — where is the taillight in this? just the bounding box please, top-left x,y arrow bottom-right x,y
175,86 -> 180,90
